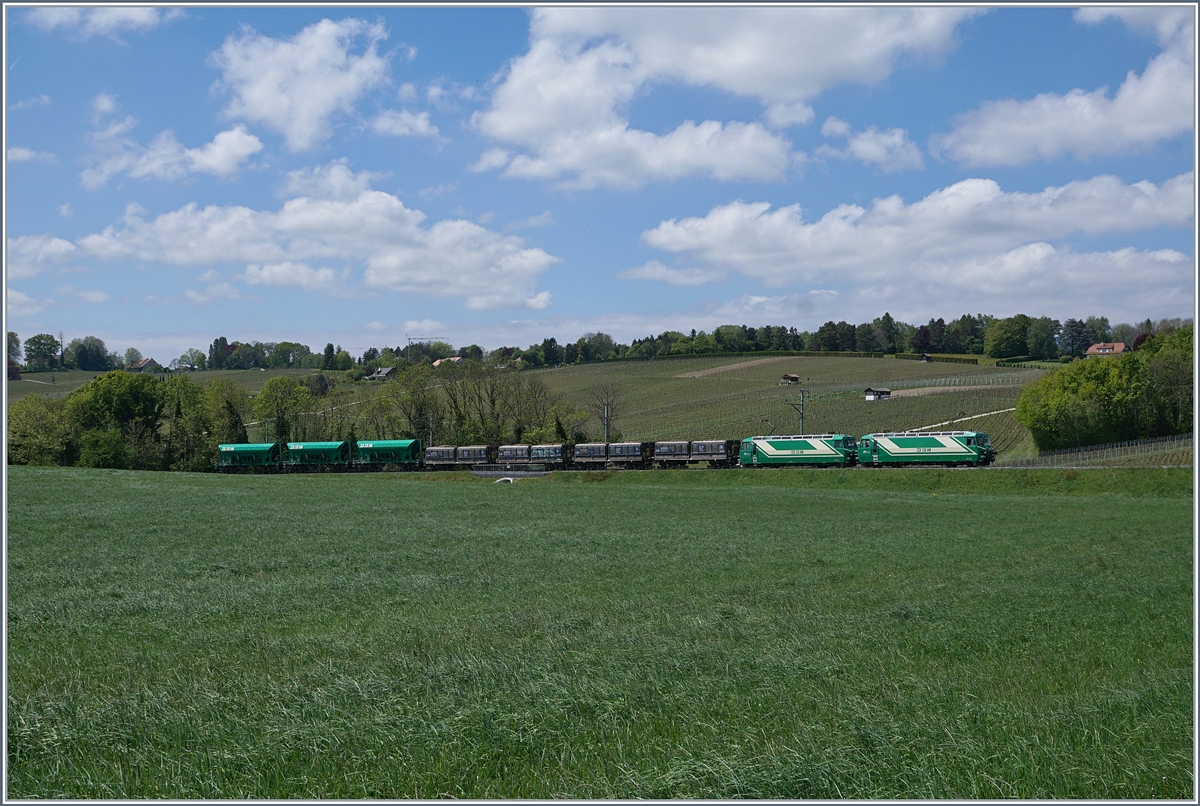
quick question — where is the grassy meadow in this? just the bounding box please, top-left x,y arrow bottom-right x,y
7,465 -> 1192,798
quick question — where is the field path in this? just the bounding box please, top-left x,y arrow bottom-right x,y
675,356 -> 792,378
914,407 -> 1017,431
891,384 -> 1004,397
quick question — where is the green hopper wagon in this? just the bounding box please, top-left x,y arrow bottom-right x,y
285,441 -> 351,468
216,442 -> 282,471
356,439 -> 422,468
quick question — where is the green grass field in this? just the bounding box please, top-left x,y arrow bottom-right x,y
7,465 -> 1192,798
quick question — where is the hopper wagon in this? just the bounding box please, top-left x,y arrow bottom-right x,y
456,445 -> 496,466
356,439 -> 422,469
425,445 -> 457,468
654,441 -> 691,467
498,444 -> 532,465
286,441 -> 351,469
573,442 -> 608,465
216,442 -> 283,471
531,443 -> 572,468
608,441 -> 654,468
689,439 -> 739,467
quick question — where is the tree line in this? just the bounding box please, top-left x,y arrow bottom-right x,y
6,360 -> 615,471
1015,326 -> 1193,450
8,313 -> 1188,378
486,314 -> 1190,367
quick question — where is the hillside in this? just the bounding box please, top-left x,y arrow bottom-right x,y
534,355 -> 1043,453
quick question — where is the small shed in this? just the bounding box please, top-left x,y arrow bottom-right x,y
780,373 -> 800,385
920,353 -> 932,362
865,387 -> 892,401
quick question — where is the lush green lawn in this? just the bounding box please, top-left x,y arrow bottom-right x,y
7,466 -> 1192,798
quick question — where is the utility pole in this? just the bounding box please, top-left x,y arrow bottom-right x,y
785,390 -> 807,435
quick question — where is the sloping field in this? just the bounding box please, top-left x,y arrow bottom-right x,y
7,465 -> 1192,798
674,356 -> 792,378
6,368 -> 314,403
997,433 -> 1194,468
538,356 -> 1041,453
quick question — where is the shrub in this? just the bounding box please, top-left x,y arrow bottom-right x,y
77,429 -> 130,469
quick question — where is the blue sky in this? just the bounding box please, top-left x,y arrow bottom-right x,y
5,5 -> 1195,362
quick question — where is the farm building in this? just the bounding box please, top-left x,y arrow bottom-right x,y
780,373 -> 800,385
1086,342 -> 1127,357
128,357 -> 161,373
864,387 -> 891,401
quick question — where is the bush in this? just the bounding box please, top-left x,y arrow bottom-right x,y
1016,326 -> 1193,450
77,429 -> 130,469
7,395 -> 69,465
345,368 -> 366,382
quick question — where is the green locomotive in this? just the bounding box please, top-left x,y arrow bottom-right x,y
739,434 -> 858,467
857,431 -> 995,467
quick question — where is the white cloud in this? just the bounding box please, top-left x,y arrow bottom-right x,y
92,92 -> 116,116
472,7 -> 978,187
7,146 -> 55,162
370,109 -> 440,139
58,204 -> 74,218
73,186 -> 558,310
184,283 -> 241,304
6,289 -> 50,318
931,13 -> 1193,166
81,115 -> 262,189
6,233 -> 77,279
25,7 -> 180,41
11,93 -> 50,111
242,261 -> 342,293
618,260 -> 727,287
426,80 -> 478,108
817,118 -> 924,172
55,284 -> 110,304
505,211 -> 556,232
469,148 -> 510,173
502,119 -> 795,189
634,172 -> 1194,321
1074,6 -> 1193,47
820,117 -> 851,138
403,319 -> 447,333
282,159 -> 384,201
210,18 -> 389,151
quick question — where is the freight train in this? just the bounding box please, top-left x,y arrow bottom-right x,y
216,431 -> 994,471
